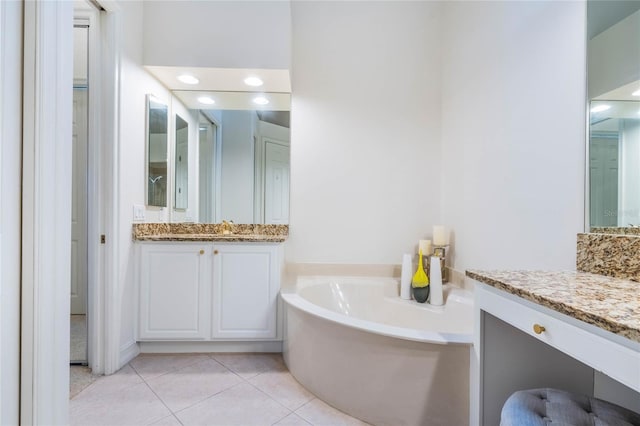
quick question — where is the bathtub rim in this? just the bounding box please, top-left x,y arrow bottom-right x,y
281,277 -> 473,345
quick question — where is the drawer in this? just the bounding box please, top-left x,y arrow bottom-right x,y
475,283 -> 640,393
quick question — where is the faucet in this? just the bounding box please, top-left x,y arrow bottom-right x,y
221,220 -> 235,235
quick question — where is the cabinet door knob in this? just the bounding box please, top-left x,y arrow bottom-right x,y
199,249 -> 205,255
533,324 -> 546,334
214,250 -> 219,255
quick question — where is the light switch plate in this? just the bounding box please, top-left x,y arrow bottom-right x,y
133,204 -> 145,222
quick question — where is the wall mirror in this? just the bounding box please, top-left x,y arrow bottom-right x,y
174,114 -> 189,210
146,95 -> 168,207
197,108 -> 290,224
587,2 -> 640,229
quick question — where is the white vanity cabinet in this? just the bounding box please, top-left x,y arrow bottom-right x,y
212,243 -> 280,339
137,241 -> 282,343
138,243 -> 211,340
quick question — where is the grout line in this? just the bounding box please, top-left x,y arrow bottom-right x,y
170,380 -> 247,416
134,367 -> 175,423
245,379 -> 295,414
130,354 -> 209,381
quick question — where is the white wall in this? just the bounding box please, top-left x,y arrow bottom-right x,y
142,0 -> 291,70
288,1 -> 444,264
116,1 -> 198,365
589,10 -> 640,98
0,1 -> 22,422
440,1 -> 586,272
220,110 -> 256,223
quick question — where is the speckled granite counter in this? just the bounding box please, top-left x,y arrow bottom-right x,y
466,270 -> 640,344
591,227 -> 640,236
577,233 -> 640,281
132,223 -> 288,242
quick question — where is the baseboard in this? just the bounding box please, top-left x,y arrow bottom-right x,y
138,340 -> 283,353
119,340 -> 140,368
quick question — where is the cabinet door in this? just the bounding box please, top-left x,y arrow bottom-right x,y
212,244 -> 279,339
139,243 -> 211,340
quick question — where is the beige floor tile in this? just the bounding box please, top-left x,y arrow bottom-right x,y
273,412 -> 312,425
130,354 -> 210,380
295,399 -> 369,426
249,371 -> 315,411
146,358 -> 242,412
72,364 -> 143,400
70,382 -> 171,426
211,353 -> 287,379
149,414 -> 183,425
176,382 -> 290,426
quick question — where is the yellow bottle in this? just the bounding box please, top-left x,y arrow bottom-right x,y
411,249 -> 430,303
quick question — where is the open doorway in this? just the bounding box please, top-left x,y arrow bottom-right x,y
199,112 -> 220,223
70,19 -> 90,366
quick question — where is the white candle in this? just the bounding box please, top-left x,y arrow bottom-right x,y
419,239 -> 432,255
433,225 -> 446,246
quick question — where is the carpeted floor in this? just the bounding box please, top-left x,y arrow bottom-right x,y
70,314 -> 87,363
70,365 -> 99,399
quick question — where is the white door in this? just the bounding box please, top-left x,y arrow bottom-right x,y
264,141 -> 290,224
138,243 -> 211,340
70,88 -> 88,314
590,135 -> 619,227
212,244 -> 279,339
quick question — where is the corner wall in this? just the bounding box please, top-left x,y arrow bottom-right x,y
440,1 -> 587,272
288,1 -> 444,264
116,1 -> 198,366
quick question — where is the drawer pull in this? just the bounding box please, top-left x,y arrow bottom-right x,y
199,249 -> 205,255
533,324 -> 546,334
214,250 -> 219,255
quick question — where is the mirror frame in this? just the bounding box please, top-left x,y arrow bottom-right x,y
145,94 -> 169,208
585,2 -> 640,233
174,113 -> 189,211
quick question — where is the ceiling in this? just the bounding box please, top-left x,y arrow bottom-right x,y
587,0 -> 640,39
594,80 -> 640,101
145,66 -> 291,111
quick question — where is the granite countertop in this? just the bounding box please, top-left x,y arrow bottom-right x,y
135,233 -> 287,242
466,270 -> 640,344
132,223 -> 288,243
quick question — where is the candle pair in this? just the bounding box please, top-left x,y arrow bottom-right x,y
418,226 -> 447,255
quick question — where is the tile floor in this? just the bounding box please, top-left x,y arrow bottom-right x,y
70,353 -> 369,426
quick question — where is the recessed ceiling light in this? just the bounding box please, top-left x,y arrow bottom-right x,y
244,77 -> 264,87
253,96 -> 269,106
197,96 -> 215,105
633,89 -> 640,96
590,104 -> 611,113
177,74 -> 199,85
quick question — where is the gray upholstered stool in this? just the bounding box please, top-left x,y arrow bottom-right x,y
500,388 -> 640,426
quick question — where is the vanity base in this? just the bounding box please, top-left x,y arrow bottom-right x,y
138,340 -> 283,354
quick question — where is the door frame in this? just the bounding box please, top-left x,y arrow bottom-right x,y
21,1 -> 74,423
20,0 -> 121,422
0,1 -> 23,423
85,0 -> 122,376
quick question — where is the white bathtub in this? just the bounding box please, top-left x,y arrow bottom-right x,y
281,276 -> 473,426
